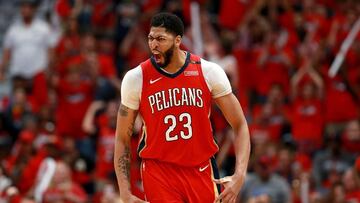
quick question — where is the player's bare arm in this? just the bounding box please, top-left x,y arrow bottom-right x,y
114,104 -> 147,203
213,93 -> 251,203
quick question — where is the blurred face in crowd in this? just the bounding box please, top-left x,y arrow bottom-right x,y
345,120 -> 360,141
343,169 -> 358,191
303,0 -> 315,11
255,156 -> 272,181
278,148 -> 294,171
267,84 -> 284,105
148,27 -> 181,68
81,34 -> 96,54
66,17 -> 79,34
257,165 -> 271,181
333,184 -> 346,203
13,88 -> 27,106
52,161 -> 71,185
20,3 -> 36,23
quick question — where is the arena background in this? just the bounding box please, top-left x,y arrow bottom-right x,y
0,0 -> 359,202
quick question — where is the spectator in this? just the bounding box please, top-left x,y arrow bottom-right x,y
290,62 -> 324,153
62,33 -> 121,100
118,23 -> 150,73
251,84 -> 290,143
3,130 -> 37,194
55,62 -> 93,139
342,168 -> 360,202
54,16 -> 81,73
58,136 -> 91,193
241,155 -> 291,203
3,88 -> 33,138
323,182 -> 346,203
113,2 -> 139,75
275,145 -> 297,183
0,0 -> 57,112
82,100 -> 116,184
54,61 -> 95,165
90,0 -> 117,34
341,119 -> 360,156
321,66 -> 359,133
312,135 -> 353,190
255,26 -> 294,99
0,186 -> 22,203
92,179 -> 121,203
82,100 -> 144,198
42,161 -> 87,203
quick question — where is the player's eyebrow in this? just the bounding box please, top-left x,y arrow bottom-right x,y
148,34 -> 166,38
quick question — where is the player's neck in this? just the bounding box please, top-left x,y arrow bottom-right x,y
163,49 -> 187,73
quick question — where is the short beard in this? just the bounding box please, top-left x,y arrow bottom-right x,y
160,44 -> 174,68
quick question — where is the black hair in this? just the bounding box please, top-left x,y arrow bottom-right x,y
150,12 -> 184,37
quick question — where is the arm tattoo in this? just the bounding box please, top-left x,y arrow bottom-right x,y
127,122 -> 134,137
119,104 -> 129,116
117,146 -> 131,181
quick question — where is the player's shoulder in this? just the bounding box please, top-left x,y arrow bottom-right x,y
200,58 -> 224,74
123,65 -> 142,81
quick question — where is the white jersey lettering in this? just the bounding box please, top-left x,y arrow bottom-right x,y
148,88 -> 204,114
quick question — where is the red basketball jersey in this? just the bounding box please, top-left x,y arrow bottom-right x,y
138,53 -> 219,166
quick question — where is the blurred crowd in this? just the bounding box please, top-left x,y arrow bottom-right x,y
0,0 -> 359,202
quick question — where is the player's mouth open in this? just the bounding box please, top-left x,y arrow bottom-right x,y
153,53 -> 162,63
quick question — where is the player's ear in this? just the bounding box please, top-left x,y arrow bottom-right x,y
175,35 -> 182,47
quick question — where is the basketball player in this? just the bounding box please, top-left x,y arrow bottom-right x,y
114,12 -> 250,203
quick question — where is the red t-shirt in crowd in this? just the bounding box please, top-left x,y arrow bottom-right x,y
291,98 -> 324,147
304,12 -> 331,41
91,0 -> 116,29
345,190 -> 360,203
56,79 -> 93,139
55,35 -> 81,63
249,123 -> 282,144
218,0 -> 254,30
322,75 -> 359,122
254,47 -> 294,96
251,104 -> 289,143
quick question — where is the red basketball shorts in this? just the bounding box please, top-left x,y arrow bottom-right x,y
141,158 -> 221,203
